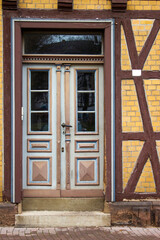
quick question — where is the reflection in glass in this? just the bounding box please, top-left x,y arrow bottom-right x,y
77,72 -> 95,90
31,113 -> 48,131
24,32 -> 102,55
31,71 -> 48,90
78,93 -> 95,111
78,113 -> 95,132
31,92 -> 48,111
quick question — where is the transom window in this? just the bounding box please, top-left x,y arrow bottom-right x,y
23,31 -> 103,55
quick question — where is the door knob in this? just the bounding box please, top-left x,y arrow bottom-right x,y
61,123 -> 72,128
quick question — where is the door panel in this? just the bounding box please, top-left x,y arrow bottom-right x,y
22,64 -> 104,197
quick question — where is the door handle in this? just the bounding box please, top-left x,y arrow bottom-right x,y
61,123 -> 72,128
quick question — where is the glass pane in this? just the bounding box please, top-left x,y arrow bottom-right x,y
78,113 -> 95,132
31,71 -> 48,90
24,32 -> 102,55
31,92 -> 48,111
31,113 -> 48,131
78,93 -> 95,111
77,72 -> 95,91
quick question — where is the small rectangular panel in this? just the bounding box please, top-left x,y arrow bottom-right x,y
75,140 -> 99,152
75,157 -> 99,186
27,157 -> 52,186
28,139 -> 52,152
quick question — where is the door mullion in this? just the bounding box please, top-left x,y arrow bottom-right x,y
64,65 -> 71,190
56,65 -> 62,190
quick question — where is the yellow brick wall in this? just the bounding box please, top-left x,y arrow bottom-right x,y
18,0 -> 160,10
0,0 -> 3,202
123,141 -> 144,190
122,79 -> 143,132
128,1 -> 160,11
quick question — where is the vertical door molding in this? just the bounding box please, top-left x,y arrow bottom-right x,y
64,65 -> 71,190
56,65 -> 62,190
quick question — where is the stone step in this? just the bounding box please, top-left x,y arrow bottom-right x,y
15,211 -> 111,227
22,198 -> 104,211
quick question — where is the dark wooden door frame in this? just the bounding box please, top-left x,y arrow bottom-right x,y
3,17 -> 112,203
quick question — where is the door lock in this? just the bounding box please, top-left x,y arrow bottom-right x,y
61,147 -> 64,152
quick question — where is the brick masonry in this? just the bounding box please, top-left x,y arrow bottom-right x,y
0,203 -> 18,226
107,201 -> 160,227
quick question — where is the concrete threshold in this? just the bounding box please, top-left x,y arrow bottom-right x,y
15,211 -> 111,227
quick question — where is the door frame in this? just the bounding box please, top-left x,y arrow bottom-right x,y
4,18 -> 115,203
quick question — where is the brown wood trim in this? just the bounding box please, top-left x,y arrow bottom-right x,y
58,0 -> 73,11
3,11 -> 12,201
111,0 -> 127,12
124,142 -> 149,193
19,21 -> 109,30
56,65 -> 61,190
5,8 -> 160,20
104,24 -> 112,201
122,132 -> 146,141
61,189 -> 104,197
64,65 -> 71,190
115,19 -> 123,201
15,23 -> 22,203
2,0 -> 17,10
139,20 -> 160,69
142,71 -> 160,79
121,71 -> 160,80
23,189 -> 61,198
22,55 -> 104,65
122,19 -> 139,69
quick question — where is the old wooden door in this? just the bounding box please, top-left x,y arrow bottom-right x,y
22,64 -> 104,198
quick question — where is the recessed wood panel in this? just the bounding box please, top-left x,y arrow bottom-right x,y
27,139 -> 52,152
27,157 -> 52,186
75,140 -> 99,152
75,157 -> 99,186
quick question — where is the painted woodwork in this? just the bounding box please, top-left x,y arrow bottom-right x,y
58,0 -> 73,11
2,0 -> 17,10
3,17 -> 111,202
27,157 -> 52,186
75,157 -> 99,186
116,18 -> 160,200
75,140 -> 99,152
111,0 -> 127,12
27,139 -> 52,152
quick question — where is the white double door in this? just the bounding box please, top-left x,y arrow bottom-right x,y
22,64 -> 104,197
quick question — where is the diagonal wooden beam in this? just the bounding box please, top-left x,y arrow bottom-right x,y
122,19 -> 139,69
124,142 -> 149,193
139,20 -> 160,69
150,141 -> 160,192
134,77 -> 160,193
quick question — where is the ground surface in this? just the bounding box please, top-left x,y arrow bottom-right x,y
0,227 -> 160,239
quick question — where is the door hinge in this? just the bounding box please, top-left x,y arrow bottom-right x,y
21,107 -> 24,121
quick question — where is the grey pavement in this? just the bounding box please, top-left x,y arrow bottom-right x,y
0,227 -> 160,239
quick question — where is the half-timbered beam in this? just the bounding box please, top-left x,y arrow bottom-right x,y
2,0 -> 17,10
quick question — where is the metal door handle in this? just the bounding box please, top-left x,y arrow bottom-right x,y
61,123 -> 72,128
